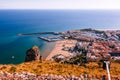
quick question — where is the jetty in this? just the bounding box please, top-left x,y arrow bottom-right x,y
38,37 -> 52,42
38,36 -> 63,42
17,32 -> 60,36
17,31 -> 63,42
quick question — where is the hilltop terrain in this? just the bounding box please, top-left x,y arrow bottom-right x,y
0,61 -> 120,79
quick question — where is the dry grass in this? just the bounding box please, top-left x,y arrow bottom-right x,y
0,61 -> 120,77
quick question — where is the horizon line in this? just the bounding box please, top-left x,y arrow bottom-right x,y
0,8 -> 120,10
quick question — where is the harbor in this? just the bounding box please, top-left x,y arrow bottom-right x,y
18,31 -> 63,42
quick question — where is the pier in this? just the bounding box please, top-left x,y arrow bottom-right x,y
17,32 -> 60,36
38,36 -> 63,42
18,31 -> 63,42
38,37 -> 52,42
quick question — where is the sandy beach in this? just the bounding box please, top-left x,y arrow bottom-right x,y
45,40 -> 77,60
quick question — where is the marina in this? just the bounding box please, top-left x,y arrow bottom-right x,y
18,31 -> 63,42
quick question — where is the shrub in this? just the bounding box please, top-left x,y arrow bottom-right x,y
9,66 -> 16,72
0,66 -> 7,70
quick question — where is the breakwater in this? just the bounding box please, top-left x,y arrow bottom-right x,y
18,32 -> 63,42
17,32 -> 60,36
38,36 -> 62,42
38,37 -> 52,42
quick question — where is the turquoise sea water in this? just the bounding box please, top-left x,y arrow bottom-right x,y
0,10 -> 120,64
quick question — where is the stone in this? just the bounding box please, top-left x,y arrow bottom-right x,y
25,46 -> 41,62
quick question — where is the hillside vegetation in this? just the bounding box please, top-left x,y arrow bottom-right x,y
0,61 -> 120,78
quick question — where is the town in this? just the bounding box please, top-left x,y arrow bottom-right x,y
43,28 -> 120,64
19,28 -> 120,64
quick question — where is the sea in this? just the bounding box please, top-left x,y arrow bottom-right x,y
0,10 -> 120,64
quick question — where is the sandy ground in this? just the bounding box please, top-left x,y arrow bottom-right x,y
45,39 -> 77,60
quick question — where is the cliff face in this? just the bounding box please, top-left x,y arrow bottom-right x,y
25,46 -> 41,62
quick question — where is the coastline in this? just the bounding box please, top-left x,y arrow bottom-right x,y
45,39 -> 77,60
41,42 -> 56,59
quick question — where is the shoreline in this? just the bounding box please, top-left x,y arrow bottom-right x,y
41,42 -> 56,59
45,39 -> 77,60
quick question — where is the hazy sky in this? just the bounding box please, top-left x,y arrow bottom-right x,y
0,0 -> 120,9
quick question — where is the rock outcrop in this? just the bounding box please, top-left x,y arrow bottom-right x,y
25,46 -> 41,62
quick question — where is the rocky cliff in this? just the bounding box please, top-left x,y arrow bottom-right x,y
25,46 -> 41,62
